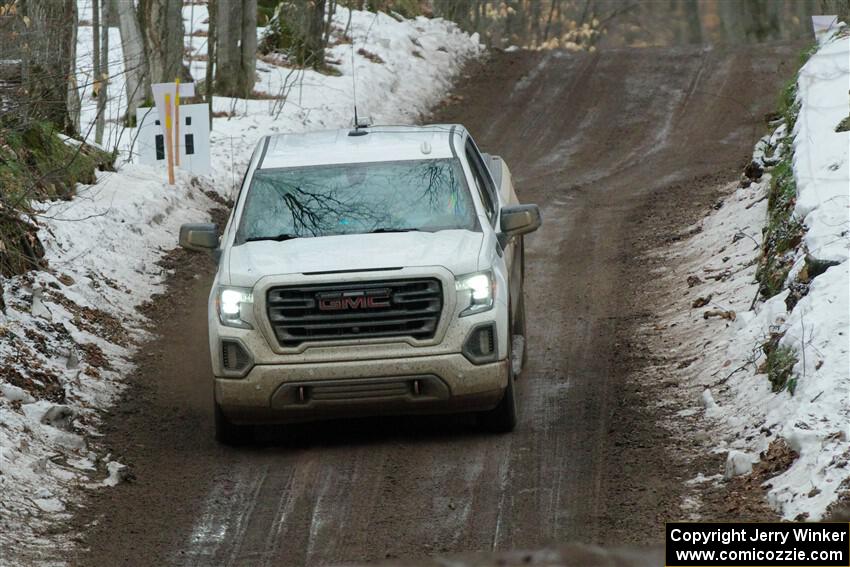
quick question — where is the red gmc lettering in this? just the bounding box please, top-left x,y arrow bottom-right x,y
319,296 -> 390,311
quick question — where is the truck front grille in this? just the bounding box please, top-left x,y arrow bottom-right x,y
266,278 -> 443,347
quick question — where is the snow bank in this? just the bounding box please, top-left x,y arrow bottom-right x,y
653,27 -> 849,522
768,26 -> 850,518
0,3 -> 481,561
792,30 -> 850,264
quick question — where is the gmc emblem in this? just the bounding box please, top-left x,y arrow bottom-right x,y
318,289 -> 391,311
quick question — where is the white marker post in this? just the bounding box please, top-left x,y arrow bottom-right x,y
135,104 -> 211,176
811,15 -> 838,38
175,78 -> 181,167
164,93 -> 175,185
150,81 -> 197,184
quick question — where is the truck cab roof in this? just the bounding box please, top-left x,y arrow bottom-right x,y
258,124 -> 467,169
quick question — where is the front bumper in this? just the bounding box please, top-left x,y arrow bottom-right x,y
216,353 -> 509,424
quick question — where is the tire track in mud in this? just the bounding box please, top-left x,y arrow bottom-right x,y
70,43 -> 799,566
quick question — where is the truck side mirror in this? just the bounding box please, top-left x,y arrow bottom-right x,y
179,223 -> 219,252
500,205 -> 542,241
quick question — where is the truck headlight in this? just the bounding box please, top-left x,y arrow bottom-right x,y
455,271 -> 494,317
216,286 -> 253,329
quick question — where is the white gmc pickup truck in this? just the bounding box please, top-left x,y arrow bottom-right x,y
179,124 -> 541,444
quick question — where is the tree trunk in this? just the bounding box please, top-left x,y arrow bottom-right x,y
504,0 -> 517,47
19,0 -> 80,136
718,0 -> 744,43
324,0 -> 336,46
240,0 -> 258,93
93,0 -> 105,144
105,0 -> 119,26
100,0 -> 109,110
543,0 -> 559,42
65,1 -> 80,135
116,0 -> 148,122
214,0 -> 257,97
93,0 -> 100,97
305,0 -> 326,69
530,0 -> 541,46
820,0 -> 850,22
684,0 -> 702,44
206,0 -> 216,127
140,0 -> 189,84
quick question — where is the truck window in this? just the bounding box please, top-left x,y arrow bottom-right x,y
236,158 -> 478,241
464,139 -> 497,224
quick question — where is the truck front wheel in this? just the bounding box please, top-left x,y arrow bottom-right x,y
479,369 -> 517,433
479,320 -> 518,433
214,401 -> 253,446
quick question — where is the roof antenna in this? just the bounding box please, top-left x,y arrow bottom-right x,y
349,38 -> 368,136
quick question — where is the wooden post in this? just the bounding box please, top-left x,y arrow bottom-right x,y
174,78 -> 181,166
164,94 -> 175,185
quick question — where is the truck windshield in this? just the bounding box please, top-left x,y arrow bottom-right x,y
236,158 -> 477,242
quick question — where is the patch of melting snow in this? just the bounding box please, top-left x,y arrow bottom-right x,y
512,51 -> 555,94
100,461 -> 128,487
34,496 -> 66,514
182,481 -> 233,562
491,452 -> 512,551
685,473 -> 724,486
680,494 -> 702,520
305,472 -> 331,564
724,450 -> 759,480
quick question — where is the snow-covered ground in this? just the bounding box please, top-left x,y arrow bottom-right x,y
0,3 -> 481,562
649,26 -> 849,521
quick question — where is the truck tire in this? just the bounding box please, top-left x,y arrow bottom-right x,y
515,239 -> 528,368
480,368 -> 517,433
479,318 -> 518,433
514,291 -> 528,369
214,401 -> 253,446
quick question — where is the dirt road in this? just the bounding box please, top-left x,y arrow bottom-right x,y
70,43 -> 798,566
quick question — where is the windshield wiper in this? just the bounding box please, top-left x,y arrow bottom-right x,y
244,233 -> 301,243
370,227 -> 422,233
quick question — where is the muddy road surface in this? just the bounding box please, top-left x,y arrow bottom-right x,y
71,43 -> 798,566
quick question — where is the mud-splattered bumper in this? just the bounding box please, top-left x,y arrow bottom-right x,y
215,354 -> 509,424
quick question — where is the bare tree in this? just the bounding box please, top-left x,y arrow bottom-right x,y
100,0 -> 109,115
323,0 -> 337,45
139,0 -> 189,83
305,0 -> 326,69
116,0 -> 148,122
93,0 -> 100,97
259,0 -> 327,70
820,0 -> 850,21
19,0 -> 80,135
93,0 -> 108,144
682,0 -> 701,44
215,0 -> 257,97
206,0 -> 216,126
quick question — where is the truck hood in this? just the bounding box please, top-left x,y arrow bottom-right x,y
224,230 -> 483,287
